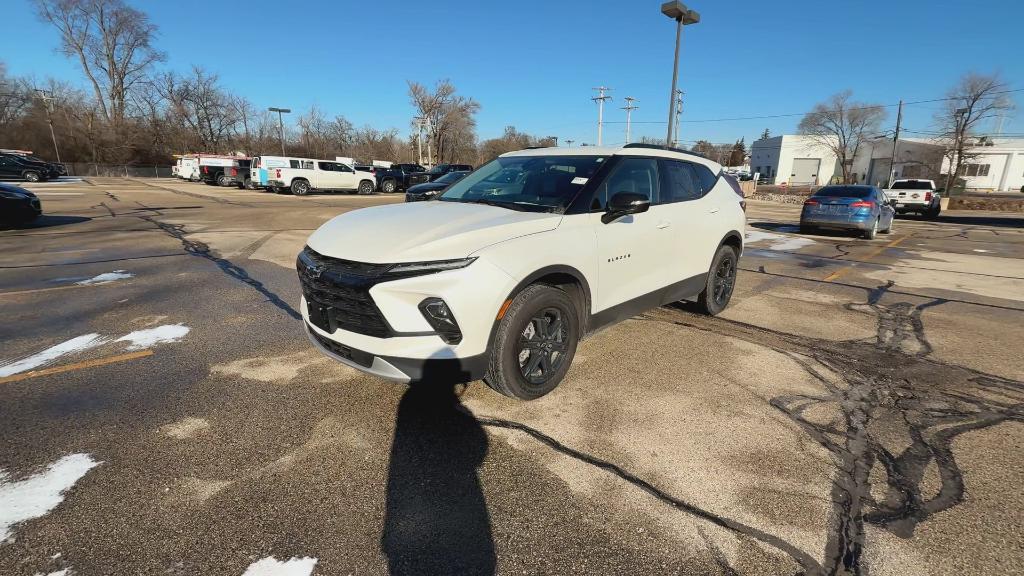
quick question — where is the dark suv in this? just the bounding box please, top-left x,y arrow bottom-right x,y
424,163 -> 473,182
0,153 -> 55,182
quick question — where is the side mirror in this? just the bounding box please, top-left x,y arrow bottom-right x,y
602,192 -> 650,224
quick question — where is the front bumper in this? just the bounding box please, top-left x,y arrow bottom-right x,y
299,254 -> 516,382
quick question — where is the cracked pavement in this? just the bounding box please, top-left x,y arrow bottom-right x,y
0,180 -> 1022,575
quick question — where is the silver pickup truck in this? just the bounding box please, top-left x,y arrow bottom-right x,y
883,179 -> 941,218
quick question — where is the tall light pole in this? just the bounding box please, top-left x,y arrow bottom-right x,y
661,1 -> 700,146
546,136 -> 558,147
565,139 -> 575,147
592,86 -> 612,146
412,117 -> 424,165
268,107 -> 290,156
622,97 -> 638,144
35,89 -> 61,163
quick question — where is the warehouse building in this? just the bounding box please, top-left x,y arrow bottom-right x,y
749,135 -> 841,185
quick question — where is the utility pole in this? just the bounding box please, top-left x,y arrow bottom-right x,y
413,117 -> 424,165
546,136 -> 558,147
621,97 -> 638,144
268,107 -> 291,156
425,118 -> 433,167
35,89 -> 61,163
887,99 -> 903,187
673,89 -> 684,147
592,86 -> 612,146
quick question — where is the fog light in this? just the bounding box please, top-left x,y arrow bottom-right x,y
419,298 -> 462,344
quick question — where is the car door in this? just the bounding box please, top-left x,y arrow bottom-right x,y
658,159 -> 726,283
590,157 -> 671,313
875,187 -> 895,229
335,162 -> 359,190
315,161 -> 338,190
0,156 -> 18,179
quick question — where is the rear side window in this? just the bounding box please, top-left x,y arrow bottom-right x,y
659,160 -> 702,203
693,163 -> 719,195
290,160 -> 299,169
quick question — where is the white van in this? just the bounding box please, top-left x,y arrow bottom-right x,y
176,157 -> 200,181
267,158 -> 377,196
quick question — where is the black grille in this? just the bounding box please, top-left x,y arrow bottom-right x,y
297,247 -> 393,338
310,330 -> 374,368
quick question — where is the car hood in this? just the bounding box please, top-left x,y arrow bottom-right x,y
406,181 -> 447,194
306,201 -> 561,263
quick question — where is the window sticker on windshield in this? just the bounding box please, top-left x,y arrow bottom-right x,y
571,177 -> 588,185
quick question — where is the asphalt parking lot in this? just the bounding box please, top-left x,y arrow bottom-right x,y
1,177 -> 1022,576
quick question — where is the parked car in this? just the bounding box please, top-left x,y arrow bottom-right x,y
174,156 -> 201,181
219,159 -> 252,189
267,159 -> 377,196
197,156 -> 248,186
375,163 -> 429,193
423,163 -> 474,182
800,185 -> 895,239
1,150 -> 64,179
0,182 -> 41,227
249,155 -> 294,190
296,143 -> 746,399
405,171 -> 470,202
0,153 -> 54,182
883,178 -> 941,218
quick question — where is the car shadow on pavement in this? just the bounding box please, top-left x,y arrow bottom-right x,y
2,215 -> 91,230
382,379 -> 495,576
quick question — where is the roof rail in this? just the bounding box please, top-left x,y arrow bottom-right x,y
622,142 -> 706,159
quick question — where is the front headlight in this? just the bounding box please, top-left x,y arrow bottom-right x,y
387,257 -> 476,277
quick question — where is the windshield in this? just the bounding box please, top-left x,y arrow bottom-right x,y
891,180 -> 933,190
438,155 -> 606,213
813,186 -> 873,198
435,171 -> 467,184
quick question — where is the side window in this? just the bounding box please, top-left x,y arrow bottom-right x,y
695,164 -> 718,194
339,164 -> 353,173
659,160 -> 701,203
592,157 -> 659,210
317,162 -> 333,171
301,160 -> 313,169
289,159 -> 299,169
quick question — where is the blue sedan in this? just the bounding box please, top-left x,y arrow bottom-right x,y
800,185 -> 895,239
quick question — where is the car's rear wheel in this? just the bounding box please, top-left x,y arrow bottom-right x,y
926,205 -> 941,219
216,173 -> 227,186
485,284 -> 579,400
358,179 -> 375,195
881,217 -> 893,234
864,217 -> 879,240
23,171 -> 40,182
799,223 -> 816,234
381,179 -> 397,193
291,179 -> 310,196
695,244 -> 738,316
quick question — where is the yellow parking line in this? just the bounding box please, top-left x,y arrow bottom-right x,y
0,284 -> 98,298
824,236 -> 907,282
0,349 -> 154,384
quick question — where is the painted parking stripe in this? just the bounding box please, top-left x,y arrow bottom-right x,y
0,349 -> 154,384
824,236 -> 907,281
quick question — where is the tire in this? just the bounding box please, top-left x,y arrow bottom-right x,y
23,171 -> 40,182
216,174 -> 227,186
381,179 -> 397,193
291,179 -> 310,196
881,217 -> 893,234
358,179 -> 375,195
926,205 -> 941,219
863,217 -> 879,240
484,284 -> 580,400
695,244 -> 739,316
799,223 -> 816,234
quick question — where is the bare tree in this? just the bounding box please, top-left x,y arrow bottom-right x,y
34,0 -> 164,125
158,67 -> 238,152
478,126 -> 541,163
407,79 -> 480,164
798,90 -> 886,183
933,72 -> 1015,192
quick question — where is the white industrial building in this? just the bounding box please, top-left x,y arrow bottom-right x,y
749,135 -> 841,185
756,134 -> 1024,192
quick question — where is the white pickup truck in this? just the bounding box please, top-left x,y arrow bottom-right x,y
883,179 -> 941,218
267,158 -> 377,196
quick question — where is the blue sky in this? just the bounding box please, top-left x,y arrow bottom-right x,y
2,0 -> 1021,146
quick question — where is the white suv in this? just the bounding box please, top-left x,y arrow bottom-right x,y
297,144 -> 746,399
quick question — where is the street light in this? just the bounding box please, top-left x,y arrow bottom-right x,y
661,1 -> 700,146
268,107 -> 291,156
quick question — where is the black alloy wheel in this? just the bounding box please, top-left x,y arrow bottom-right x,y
517,307 -> 568,386
711,252 -> 737,308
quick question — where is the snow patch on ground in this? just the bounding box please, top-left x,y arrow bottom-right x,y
745,230 -> 816,251
75,270 -> 133,285
241,556 -> 317,576
0,454 -> 101,542
34,570 -> 69,576
159,417 -> 210,439
115,324 -> 190,350
0,334 -> 107,378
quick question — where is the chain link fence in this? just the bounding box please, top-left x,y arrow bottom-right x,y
62,163 -> 174,178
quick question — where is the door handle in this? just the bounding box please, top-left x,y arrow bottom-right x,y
709,207 -> 720,214
656,221 -> 670,229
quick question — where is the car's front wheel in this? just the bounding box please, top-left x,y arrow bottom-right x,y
23,171 -> 40,182
695,244 -> 739,316
485,284 -> 579,400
